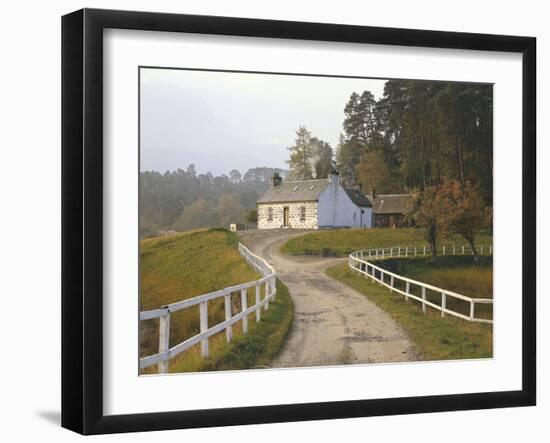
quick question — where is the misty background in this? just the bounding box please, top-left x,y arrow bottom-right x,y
140,68 -> 385,175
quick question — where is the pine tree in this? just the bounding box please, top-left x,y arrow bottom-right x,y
287,126 -> 314,180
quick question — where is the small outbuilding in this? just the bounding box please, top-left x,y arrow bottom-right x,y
370,190 -> 416,228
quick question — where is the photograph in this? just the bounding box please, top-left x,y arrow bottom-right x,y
138,67 -> 494,375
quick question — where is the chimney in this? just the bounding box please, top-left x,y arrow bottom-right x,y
372,188 -> 376,199
271,172 -> 282,187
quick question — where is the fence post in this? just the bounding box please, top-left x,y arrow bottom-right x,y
443,245 -> 446,255
390,247 -> 393,257
398,247 -> 401,257
380,271 -> 384,284
264,280 -> 270,310
489,245 -> 492,255
405,281 -> 410,302
271,277 -> 276,301
241,288 -> 248,334
158,311 -> 170,374
414,247 -> 417,256
462,245 -> 465,255
224,293 -> 233,342
423,246 -> 426,255
255,284 -> 261,322
421,286 -> 427,313
453,245 -> 456,255
470,301 -> 475,321
369,249 -> 372,258
390,275 -> 394,291
199,302 -> 209,357
441,292 -> 446,318
406,246 -> 409,256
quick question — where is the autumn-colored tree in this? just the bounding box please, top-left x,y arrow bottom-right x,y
216,194 -> 245,228
355,150 -> 399,194
416,180 -> 487,261
415,184 -> 453,261
172,198 -> 218,231
446,181 -> 486,258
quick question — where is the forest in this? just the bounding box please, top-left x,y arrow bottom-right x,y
140,79 -> 492,236
139,166 -> 287,237
336,79 -> 493,202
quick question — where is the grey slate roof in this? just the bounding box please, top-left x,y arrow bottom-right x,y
344,188 -> 373,207
257,178 -> 374,207
371,194 -> 416,215
256,179 -> 330,203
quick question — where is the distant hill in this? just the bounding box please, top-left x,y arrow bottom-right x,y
140,166 -> 289,236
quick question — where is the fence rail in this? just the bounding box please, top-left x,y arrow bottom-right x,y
140,242 -> 277,373
348,244 -> 493,324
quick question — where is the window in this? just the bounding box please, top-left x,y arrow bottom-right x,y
267,207 -> 273,221
300,206 -> 306,221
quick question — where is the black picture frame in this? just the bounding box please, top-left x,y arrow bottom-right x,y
61,8 -> 536,435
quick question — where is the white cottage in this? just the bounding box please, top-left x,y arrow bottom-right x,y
256,171 -> 373,230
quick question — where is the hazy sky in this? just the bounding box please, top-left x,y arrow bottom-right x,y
140,68 -> 387,176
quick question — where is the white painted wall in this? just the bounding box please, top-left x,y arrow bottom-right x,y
317,173 -> 373,228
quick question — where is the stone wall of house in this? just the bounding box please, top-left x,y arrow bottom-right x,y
257,202 -> 318,229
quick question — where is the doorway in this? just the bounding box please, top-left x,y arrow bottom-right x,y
283,207 -> 289,228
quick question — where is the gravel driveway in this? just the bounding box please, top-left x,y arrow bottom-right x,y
240,230 -> 417,368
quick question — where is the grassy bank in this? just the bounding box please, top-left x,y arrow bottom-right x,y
375,256 -> 493,320
281,227 -> 493,257
140,228 -> 293,373
326,262 -> 493,360
168,279 -> 293,373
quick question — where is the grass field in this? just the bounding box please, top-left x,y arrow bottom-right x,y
374,256 -> 493,320
168,279 -> 293,373
140,228 -> 293,373
326,262 -> 493,360
281,227 -> 493,257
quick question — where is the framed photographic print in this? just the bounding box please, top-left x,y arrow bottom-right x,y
61,8 -> 536,435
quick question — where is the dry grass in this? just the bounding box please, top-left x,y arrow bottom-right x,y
376,256 -> 493,319
139,228 -> 293,374
140,229 -> 260,359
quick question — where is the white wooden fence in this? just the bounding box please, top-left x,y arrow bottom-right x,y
140,242 -> 277,373
348,244 -> 493,324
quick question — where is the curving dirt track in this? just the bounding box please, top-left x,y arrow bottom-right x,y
240,230 -> 417,368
